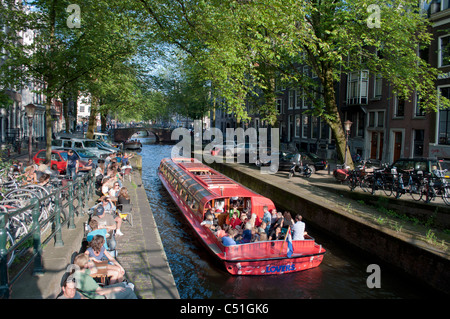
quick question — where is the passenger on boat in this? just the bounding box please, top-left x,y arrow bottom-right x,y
281,211 -> 294,234
262,206 -> 271,224
270,208 -> 278,226
201,214 -> 216,230
257,221 -> 269,236
292,214 -> 307,240
221,229 -> 237,246
237,228 -> 252,244
269,226 -> 285,241
269,211 -> 283,234
229,211 -> 242,229
215,200 -> 225,213
239,213 -> 248,229
228,204 -> 240,219
214,225 -> 227,239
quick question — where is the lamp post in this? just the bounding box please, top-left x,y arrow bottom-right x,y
25,104 -> 36,165
343,120 -> 353,168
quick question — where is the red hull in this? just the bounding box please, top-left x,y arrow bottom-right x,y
158,158 -> 326,275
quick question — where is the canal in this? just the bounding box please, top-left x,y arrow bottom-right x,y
139,142 -> 439,298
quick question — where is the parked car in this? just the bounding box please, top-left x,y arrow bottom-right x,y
256,151 -> 315,173
96,140 -> 117,152
303,152 -> 328,172
52,147 -> 99,164
33,149 -> 88,174
390,157 -> 441,175
52,138 -> 112,158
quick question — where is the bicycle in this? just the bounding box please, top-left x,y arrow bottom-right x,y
422,170 -> 450,205
393,169 -> 423,201
371,166 -> 394,196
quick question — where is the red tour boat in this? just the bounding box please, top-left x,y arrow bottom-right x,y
158,158 -> 325,275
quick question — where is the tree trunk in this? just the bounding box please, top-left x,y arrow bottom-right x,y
45,0 -> 58,162
86,95 -> 98,139
322,68 -> 353,169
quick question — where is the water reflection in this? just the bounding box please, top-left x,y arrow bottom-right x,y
140,143 -> 435,299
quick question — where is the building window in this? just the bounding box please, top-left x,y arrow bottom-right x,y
288,114 -> 293,141
395,96 -> 405,117
377,111 -> 384,127
276,98 -> 283,114
302,115 -> 309,138
288,90 -> 295,109
312,116 -> 319,139
415,93 -> 425,117
295,115 -> 300,137
357,111 -> 365,138
374,74 -> 382,98
413,130 -> 424,157
438,35 -> 450,68
368,111 -> 384,128
295,89 -> 301,109
439,86 -> 450,145
347,70 -> 369,105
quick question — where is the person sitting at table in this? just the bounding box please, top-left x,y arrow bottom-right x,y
23,165 -> 37,183
38,173 -> 51,187
108,181 -> 121,198
71,253 -> 137,299
117,187 -> 130,205
56,273 -> 85,299
84,235 -> 125,284
86,219 -> 109,250
91,206 -> 118,248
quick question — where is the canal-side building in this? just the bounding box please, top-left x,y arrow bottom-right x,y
428,0 -> 450,160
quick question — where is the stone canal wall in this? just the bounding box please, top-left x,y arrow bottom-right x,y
210,162 -> 450,295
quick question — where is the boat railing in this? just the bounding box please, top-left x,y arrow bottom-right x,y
222,237 -> 319,260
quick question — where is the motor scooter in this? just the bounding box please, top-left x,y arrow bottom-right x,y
333,164 -> 350,183
288,154 -> 312,178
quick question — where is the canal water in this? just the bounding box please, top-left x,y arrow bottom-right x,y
138,141 -> 439,299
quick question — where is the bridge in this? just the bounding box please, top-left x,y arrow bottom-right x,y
111,125 -> 177,143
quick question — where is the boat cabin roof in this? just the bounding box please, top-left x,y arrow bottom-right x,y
162,158 -> 274,210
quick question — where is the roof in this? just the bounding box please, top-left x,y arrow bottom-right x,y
173,159 -> 260,198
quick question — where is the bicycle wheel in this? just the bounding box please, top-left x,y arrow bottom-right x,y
442,186 -> 450,205
360,175 -> 371,193
4,188 -> 50,233
382,179 -> 393,197
5,229 -> 16,268
348,175 -> 356,191
303,167 -> 312,178
371,177 -> 379,195
409,182 -> 423,201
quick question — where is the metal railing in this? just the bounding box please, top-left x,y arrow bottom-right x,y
0,170 -> 95,299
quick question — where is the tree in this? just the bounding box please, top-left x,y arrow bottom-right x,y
138,0 -> 450,167
0,0 -> 144,160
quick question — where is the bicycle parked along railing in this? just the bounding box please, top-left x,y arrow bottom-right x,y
0,169 -> 96,299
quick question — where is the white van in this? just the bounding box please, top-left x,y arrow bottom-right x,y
52,138 -> 112,158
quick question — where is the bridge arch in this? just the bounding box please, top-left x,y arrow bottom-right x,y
112,126 -> 175,144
